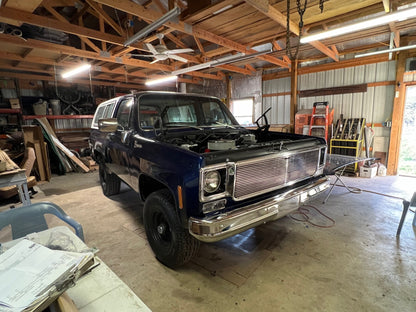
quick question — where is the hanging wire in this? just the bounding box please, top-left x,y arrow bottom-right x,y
286,0 -> 325,61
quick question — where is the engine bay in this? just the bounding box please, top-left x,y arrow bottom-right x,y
156,127 -> 294,154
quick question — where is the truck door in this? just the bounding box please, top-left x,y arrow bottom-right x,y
106,97 -> 134,186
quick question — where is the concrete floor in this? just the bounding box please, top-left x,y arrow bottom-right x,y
1,171 -> 416,311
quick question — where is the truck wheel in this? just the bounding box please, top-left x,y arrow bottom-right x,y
99,163 -> 120,196
144,189 -> 200,268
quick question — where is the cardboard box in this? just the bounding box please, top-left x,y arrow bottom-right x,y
360,166 -> 377,178
9,98 -> 20,109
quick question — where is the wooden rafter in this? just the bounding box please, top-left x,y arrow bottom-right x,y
69,2 -> 90,23
165,33 -> 188,49
42,3 -> 101,53
244,0 -> 299,36
382,0 -> 390,12
85,0 -> 126,36
193,35 -> 205,55
0,7 -> 125,46
0,33 -> 173,72
272,41 -> 291,64
94,0 -> 289,68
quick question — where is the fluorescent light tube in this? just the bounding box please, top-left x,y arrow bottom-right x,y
301,6 -> 416,43
124,7 -> 181,46
213,4 -> 233,15
172,49 -> 271,75
62,64 -> 91,78
145,75 -> 178,86
355,44 -> 416,58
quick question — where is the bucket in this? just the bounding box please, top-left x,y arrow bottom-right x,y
50,99 -> 61,115
33,100 -> 47,115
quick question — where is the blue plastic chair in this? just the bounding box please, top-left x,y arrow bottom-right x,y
0,201 -> 84,241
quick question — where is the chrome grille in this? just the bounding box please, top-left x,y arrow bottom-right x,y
287,150 -> 319,181
234,150 -> 319,200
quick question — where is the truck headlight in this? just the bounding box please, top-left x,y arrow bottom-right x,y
204,171 -> 221,193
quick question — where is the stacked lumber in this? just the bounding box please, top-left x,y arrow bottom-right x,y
35,118 -> 89,173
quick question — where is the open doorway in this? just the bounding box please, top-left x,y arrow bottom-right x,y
398,85 -> 416,176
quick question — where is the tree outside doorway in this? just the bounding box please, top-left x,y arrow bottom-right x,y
398,85 -> 416,176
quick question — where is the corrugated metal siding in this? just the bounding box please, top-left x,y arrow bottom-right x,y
263,60 -> 396,126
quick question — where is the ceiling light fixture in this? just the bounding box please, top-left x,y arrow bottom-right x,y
355,44 -> 416,58
124,7 -> 181,46
301,6 -> 416,43
171,49 -> 272,76
145,75 -> 178,86
62,64 -> 91,78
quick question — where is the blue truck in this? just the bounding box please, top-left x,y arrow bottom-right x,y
90,91 -> 329,268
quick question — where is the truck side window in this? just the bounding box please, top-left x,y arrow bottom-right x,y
116,98 -> 133,129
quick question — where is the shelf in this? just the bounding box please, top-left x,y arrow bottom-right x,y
23,115 -> 94,120
0,109 -> 22,114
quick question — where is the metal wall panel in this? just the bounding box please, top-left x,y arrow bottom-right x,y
264,60 -> 396,126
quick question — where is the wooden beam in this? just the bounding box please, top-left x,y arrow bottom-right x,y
244,0 -> 299,36
192,27 -> 289,68
0,33 -> 173,71
308,40 -> 339,62
217,64 -> 252,75
42,3 -> 101,53
69,2 -> 90,23
0,7 -> 125,46
263,54 -> 390,81
165,33 -> 188,49
299,84 -> 367,97
193,35 -> 205,55
245,64 -> 256,73
0,70 -> 149,90
184,71 -> 223,81
94,0 -> 289,68
387,51 -> 407,175
382,0 -> 390,12
153,0 -> 167,13
99,9 -> 107,51
85,0 -> 125,36
272,41 -> 291,64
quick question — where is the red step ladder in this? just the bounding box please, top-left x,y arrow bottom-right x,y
308,102 -> 329,142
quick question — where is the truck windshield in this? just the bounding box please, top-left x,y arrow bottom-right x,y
138,94 -> 238,129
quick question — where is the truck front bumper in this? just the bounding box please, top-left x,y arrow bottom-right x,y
189,177 -> 330,242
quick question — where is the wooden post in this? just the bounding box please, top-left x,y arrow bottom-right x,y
226,74 -> 232,109
387,51 -> 407,175
290,59 -> 298,132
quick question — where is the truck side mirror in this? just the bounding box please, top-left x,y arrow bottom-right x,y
98,118 -> 118,133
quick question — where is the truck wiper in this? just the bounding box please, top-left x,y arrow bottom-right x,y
213,122 -> 236,129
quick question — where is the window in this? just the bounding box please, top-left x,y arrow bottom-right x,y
231,98 -> 254,126
116,98 -> 133,129
201,101 -> 231,125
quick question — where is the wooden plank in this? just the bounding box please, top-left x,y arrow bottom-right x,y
0,7 -> 125,46
3,0 -> 42,26
36,118 -> 89,173
43,3 -> 101,53
387,51 -> 407,175
308,40 -> 339,62
0,34 -> 172,72
262,54 -> 390,81
85,0 -> 125,36
299,84 -> 367,97
245,0 -> 299,35
33,142 -> 46,181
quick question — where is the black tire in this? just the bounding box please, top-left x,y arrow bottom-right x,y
143,189 -> 200,268
99,163 -> 120,196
